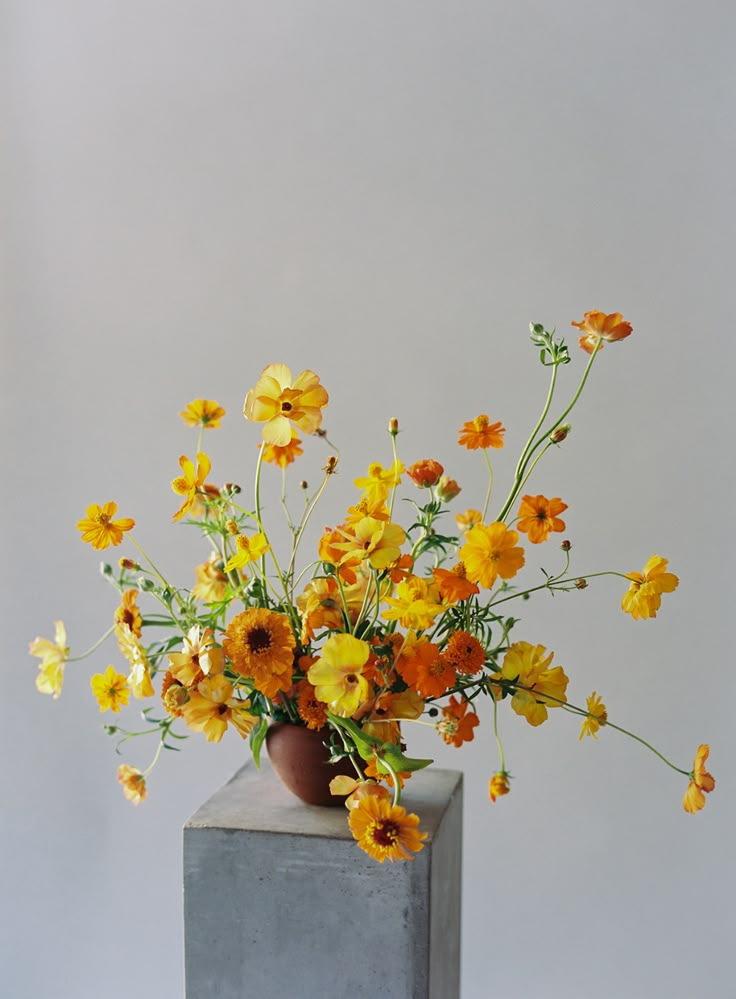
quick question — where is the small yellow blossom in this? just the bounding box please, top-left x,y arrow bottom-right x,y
77,502 -> 135,550
683,744 -> 715,814
500,641 -> 569,726
382,575 -> 445,631
223,531 -> 270,572
353,461 -> 404,505
179,398 -> 226,429
489,772 -> 511,802
192,553 -> 229,603
90,665 -> 130,713
244,364 -> 329,446
579,691 -> 607,740
181,674 -> 257,742
117,764 -> 147,805
621,555 -> 679,620
30,620 -> 69,699
171,453 -> 211,522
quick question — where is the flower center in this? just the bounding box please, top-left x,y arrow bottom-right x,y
247,627 -> 273,654
281,401 -> 293,413
371,819 -> 400,847
98,513 -> 111,525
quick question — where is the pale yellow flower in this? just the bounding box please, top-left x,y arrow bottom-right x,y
244,364 -> 328,446
308,634 -> 371,717
30,621 -> 69,699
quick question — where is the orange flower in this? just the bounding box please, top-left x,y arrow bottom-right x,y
171,452 -> 211,522
296,577 -> 345,641
244,364 -> 328,446
179,398 -> 226,429
458,415 -> 505,450
460,522 -> 525,589
516,494 -> 568,544
192,553 -> 229,603
318,527 -> 361,584
347,795 -> 427,862
621,555 -> 679,620
114,590 -> 142,639
571,310 -> 633,354
489,771 -> 511,802
683,744 -> 715,814
168,625 -> 225,688
433,564 -> 479,604
77,501 -> 135,550
444,630 -> 486,674
455,508 -> 483,534
436,475 -> 462,502
296,678 -> 328,731
397,640 -> 456,699
406,459 -> 444,488
260,433 -> 304,468
438,696 -> 479,747
223,608 -> 296,698
180,674 -> 257,742
117,764 -> 147,805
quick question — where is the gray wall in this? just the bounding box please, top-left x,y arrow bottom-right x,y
4,3 -> 734,997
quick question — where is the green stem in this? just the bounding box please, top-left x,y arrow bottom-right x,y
488,570 -> 631,608
481,449 -> 494,522
68,625 -> 115,662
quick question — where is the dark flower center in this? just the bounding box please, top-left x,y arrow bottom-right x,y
372,820 -> 400,846
247,627 -> 273,654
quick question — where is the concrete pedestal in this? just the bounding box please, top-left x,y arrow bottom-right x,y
183,761 -> 462,999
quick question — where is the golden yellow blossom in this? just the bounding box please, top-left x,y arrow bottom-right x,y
333,517 -> 406,572
116,625 -> 155,699
460,522 -> 525,589
179,398 -> 226,429
579,691 -> 607,740
90,665 -> 130,713
117,764 -> 147,805
353,460 -> 404,505
223,608 -> 296,698
171,453 -> 211,522
382,575 -> 445,631
181,674 -> 257,742
348,795 -> 426,863
244,364 -> 328,446
500,641 -> 569,726
192,553 -> 229,603
260,433 -> 304,468
77,502 -> 135,550
489,772 -> 511,802
683,744 -> 715,814
114,590 -> 142,638
223,531 -> 270,572
168,625 -> 225,687
622,555 -> 679,620
308,633 -> 371,717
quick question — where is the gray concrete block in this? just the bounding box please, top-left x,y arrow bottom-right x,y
184,761 -> 463,999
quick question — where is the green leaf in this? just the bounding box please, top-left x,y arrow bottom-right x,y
249,716 -> 269,769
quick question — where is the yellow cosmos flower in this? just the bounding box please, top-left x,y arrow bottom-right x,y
114,590 -> 142,638
334,517 -> 406,571
168,625 -> 225,687
117,764 -> 147,805
77,501 -> 135,550
180,674 -> 257,743
353,460 -> 404,505
244,363 -> 329,446
460,522 -> 525,589
171,452 -> 211,522
116,625 -> 155,699
30,620 -> 69,699
347,795 -> 427,863
683,744 -> 715,814
223,531 -> 270,572
308,633 -> 371,717
579,691 -> 608,740
90,665 -> 130,713
455,508 -> 483,534
382,575 -> 445,631
621,555 -> 679,620
500,641 -> 569,726
179,398 -> 226,429
260,433 -> 304,468
489,771 -> 511,802
192,553 -> 229,603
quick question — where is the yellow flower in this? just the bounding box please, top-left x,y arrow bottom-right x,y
308,633 -> 371,717
683,744 -> 715,814
347,795 -> 427,862
260,433 -> 304,468
579,691 -> 607,740
223,531 -> 270,572
460,522 -> 525,589
168,625 -> 225,687
171,452 -> 211,522
455,508 -> 483,534
114,590 -> 142,638
382,575 -> 445,630
77,501 -> 135,550
116,625 -> 155,699
90,665 -> 130,713
244,363 -> 329,446
333,517 -> 406,571
179,398 -> 226,429
489,771 -> 511,802
180,674 -> 257,743
192,553 -> 229,603
500,641 -> 569,726
621,555 -> 679,620
30,620 -> 69,699
296,577 -> 345,642
571,310 -> 633,354
353,460 -> 404,505
117,764 -> 147,805
223,608 -> 296,698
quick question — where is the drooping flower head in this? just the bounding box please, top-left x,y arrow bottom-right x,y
516,494 -> 568,544
179,398 -> 226,429
114,590 -> 142,639
77,502 -> 135,550
489,771 -> 511,802
500,641 -> 569,727
223,608 -> 296,698
458,415 -> 505,451
621,555 -> 679,620
244,364 -> 328,446
571,310 -> 633,354
683,744 -> 715,814
460,522 -> 525,589
30,620 -> 69,699
347,794 -> 427,863
171,453 -> 211,522
117,764 -> 147,805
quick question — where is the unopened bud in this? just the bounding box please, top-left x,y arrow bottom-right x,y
575,578 -> 588,590
225,519 -> 239,536
99,562 -> 113,577
138,577 -> 155,592
323,455 -> 338,475
560,539 -> 572,552
223,482 -> 241,495
119,557 -> 139,571
436,475 -> 462,502
550,423 -> 572,445
103,725 -> 119,735
388,417 -> 400,436
300,480 -> 309,490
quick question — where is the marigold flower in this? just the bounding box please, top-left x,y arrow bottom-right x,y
436,475 -> 461,502
621,555 -> 679,620
489,771 -> 511,802
180,674 -> 257,742
432,564 -> 479,604
223,531 -> 270,572
347,795 -> 427,863
90,665 -> 130,713
244,363 -> 329,446
260,433 -> 304,468
397,640 -> 456,699
77,501 -> 135,550
30,620 -> 69,699
117,764 -> 147,805
571,310 -> 633,354
438,696 -> 479,747
171,452 -> 211,522
683,744 -> 715,814
179,398 -> 226,429
114,590 -> 142,638
296,679 -> 328,731
579,691 -> 607,740
455,508 -> 483,534
500,641 -> 569,726
308,633 -> 372,717
460,522 -> 525,589
224,608 -> 296,698
192,553 -> 229,603
406,459 -> 444,488
444,630 -> 486,674
458,415 -> 505,451
516,494 -> 568,544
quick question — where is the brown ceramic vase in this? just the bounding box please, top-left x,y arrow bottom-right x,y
265,722 -> 358,807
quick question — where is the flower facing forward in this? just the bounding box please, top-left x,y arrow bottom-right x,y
223,531 -> 270,572
516,494 -> 568,544
168,625 -> 225,687
683,744 -> 716,814
171,453 -> 211,522
90,665 -> 130,713
223,608 -> 296,698
460,522 -> 525,588
30,620 -> 69,699
571,310 -> 633,354
499,641 -> 569,726
308,633 -> 371,716
117,765 -> 147,805
179,398 -> 226,429
621,555 -> 679,620
180,674 -> 257,742
438,696 -> 479,747
347,793 -> 427,862
458,415 -> 506,450
77,502 -> 135,550
244,364 -> 328,446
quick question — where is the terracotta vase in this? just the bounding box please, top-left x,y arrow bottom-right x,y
265,722 -> 358,807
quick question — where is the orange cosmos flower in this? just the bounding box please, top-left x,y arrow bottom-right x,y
516,494 -> 568,544
683,744 -> 715,814
406,459 -> 444,488
348,795 -> 427,863
458,415 -> 505,450
579,691 -> 608,740
460,522 -> 525,589
571,310 -> 633,354
489,771 -> 511,802
77,501 -> 135,550
244,363 -> 328,446
223,608 -> 296,699
438,696 -> 479,747
192,553 -> 229,603
114,590 -> 142,639
171,452 -> 211,522
499,641 -> 569,726
397,640 -> 456,699
444,629 -> 486,674
433,564 -> 479,604
117,764 -> 147,805
621,555 -> 679,620
260,433 -> 304,468
318,527 -> 361,584
180,674 -> 257,742
179,398 -> 226,429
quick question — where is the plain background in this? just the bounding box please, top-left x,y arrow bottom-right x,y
3,3 -> 734,997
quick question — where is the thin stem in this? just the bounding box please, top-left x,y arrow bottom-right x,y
68,625 -> 115,662
481,449 -> 494,521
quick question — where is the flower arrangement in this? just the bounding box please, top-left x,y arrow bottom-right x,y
30,311 -> 715,863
